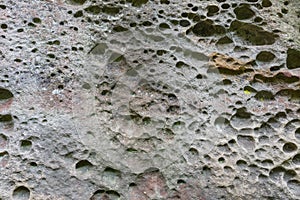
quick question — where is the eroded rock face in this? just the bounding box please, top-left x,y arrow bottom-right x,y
0,0 -> 300,199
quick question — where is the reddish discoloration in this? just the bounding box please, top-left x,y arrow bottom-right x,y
0,98 -> 13,112
30,87 -> 74,113
130,169 -> 168,199
0,134 -> 8,149
130,169 -> 206,200
0,151 -> 9,168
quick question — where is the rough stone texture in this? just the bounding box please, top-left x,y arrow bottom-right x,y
0,0 -> 300,199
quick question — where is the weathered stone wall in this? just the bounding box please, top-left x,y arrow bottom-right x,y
0,0 -> 299,199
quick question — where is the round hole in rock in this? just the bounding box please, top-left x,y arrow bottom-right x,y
181,12 -> 188,18
29,162 -> 37,167
20,140 -> 32,151
236,160 -> 247,168
214,116 -> 230,130
218,157 -> 225,163
75,160 -> 93,173
160,0 -> 170,5
287,180 -> 300,196
216,36 -> 233,45
90,190 -> 106,199
159,22 -> 170,30
0,114 -> 13,122
261,159 -> 274,167
179,19 -> 191,27
67,0 -> 86,5
221,3 -> 230,9
177,179 -> 186,184
129,182 -> 137,187
192,6 -> 198,12
284,169 -> 297,181
106,190 -> 121,198
254,16 -> 263,23
188,147 -> 199,156
12,186 -> 30,200
228,139 -> 236,145
256,51 -> 275,62
292,154 -> 300,165
269,166 -> 285,182
1,24 -> 8,29
287,48 -> 300,69
0,133 -> 8,150
192,20 -> 226,37
283,142 -> 297,153
234,5 -> 255,20
207,5 -> 219,16
103,167 -> 121,179
254,90 -> 274,101
32,17 -> 41,23
262,0 -> 272,7
295,128 -> 300,140
0,88 -> 13,100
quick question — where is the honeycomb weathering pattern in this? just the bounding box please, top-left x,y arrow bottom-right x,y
0,0 -> 300,199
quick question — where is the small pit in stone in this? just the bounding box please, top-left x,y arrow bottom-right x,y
287,180 -> 300,197
216,36 -> 233,45
287,48 -> 300,69
269,166 -> 285,182
282,142 -> 297,153
191,20 -> 225,37
12,186 -> 30,200
90,189 -> 120,200
0,88 -> 13,101
20,140 -> 32,152
236,159 -> 247,169
206,5 -> 219,17
0,133 -> 8,150
234,4 -> 255,20
214,116 -> 230,131
102,167 -> 121,186
229,20 -> 277,45
237,135 -> 255,151
256,51 -> 275,62
67,0 -> 87,5
262,0 -> 272,7
0,114 -> 14,129
295,128 -> 300,140
254,90 -> 274,101
292,154 -> 300,165
75,160 -> 93,173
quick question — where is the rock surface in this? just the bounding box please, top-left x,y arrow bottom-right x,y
0,0 -> 300,199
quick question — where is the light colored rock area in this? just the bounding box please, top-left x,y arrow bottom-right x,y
0,0 -> 299,199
